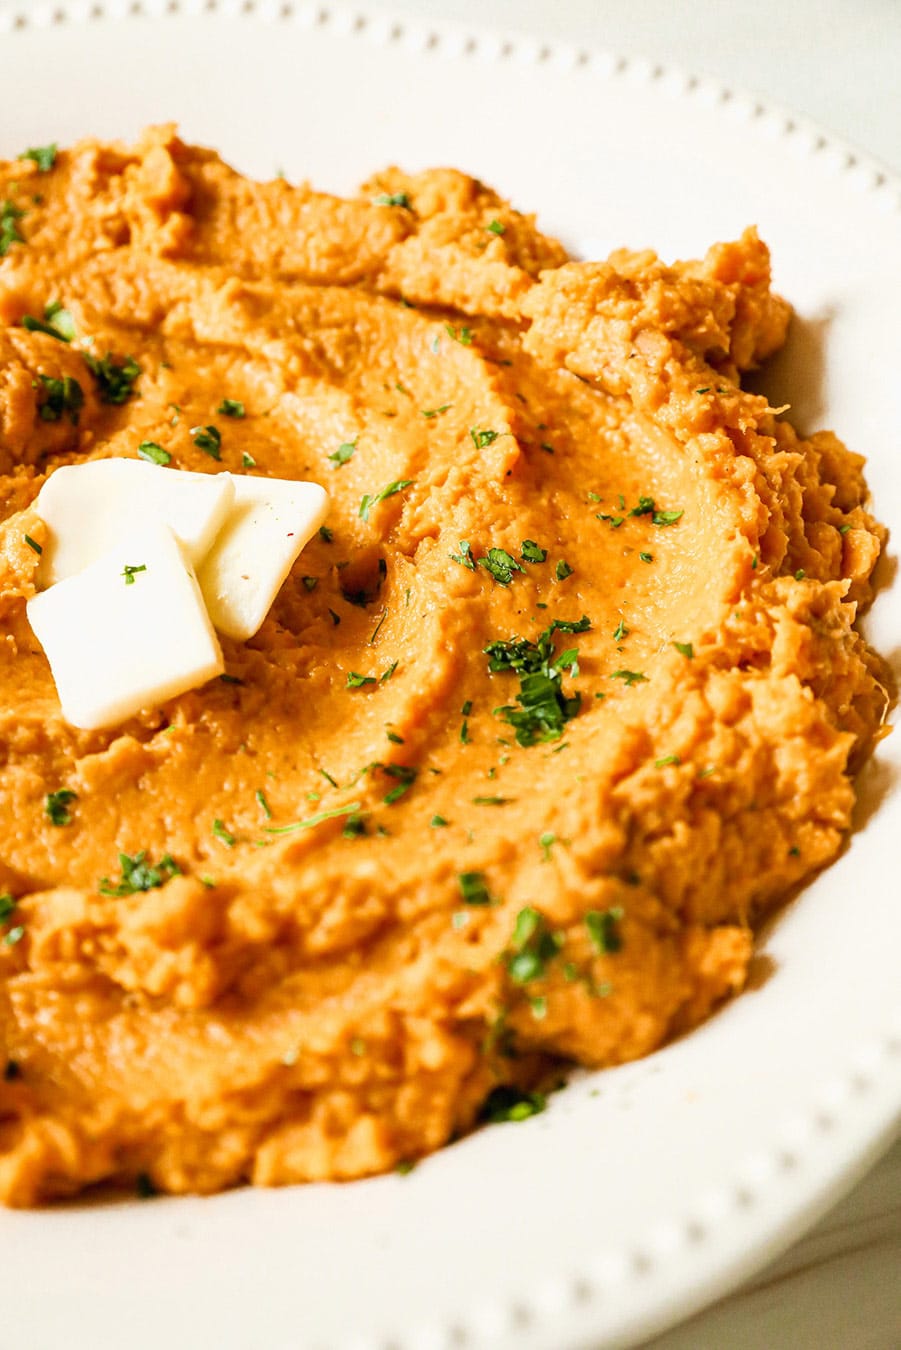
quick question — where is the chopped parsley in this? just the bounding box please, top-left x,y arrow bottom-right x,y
372,191 -> 411,208
609,669 -> 647,686
0,895 -> 15,923
255,789 -> 273,820
639,552 -> 653,563
629,496 -> 656,517
4,925 -> 25,947
342,813 -> 367,839
521,539 -> 547,563
479,1085 -> 546,1123
458,871 -> 492,906
24,534 -> 42,555
346,672 -> 377,689
0,199 -> 25,256
838,523 -> 852,536
430,815 -> 449,828
539,831 -> 556,861
470,427 -> 499,450
302,576 -> 318,591
121,563 -> 146,586
265,801 -> 362,834
653,509 -> 683,526
319,525 -> 333,543
380,660 -> 398,682
655,754 -> 681,768
328,439 -> 357,468
421,404 -> 451,418
217,398 -> 245,418
673,641 -> 693,658
23,301 -> 75,342
19,143 -> 57,172
386,730 -> 404,745
473,795 -> 512,806
359,478 -> 414,522
211,819 -> 236,847
486,219 -> 506,236
99,850 -> 181,896
45,788 -> 76,826
444,324 -> 473,346
585,907 -> 623,955
36,374 -> 84,424
555,560 -> 573,580
506,906 -> 563,984
190,424 -> 221,459
478,547 -> 525,586
241,451 -> 256,469
450,540 -> 476,570
84,352 -> 140,404
484,619 -> 587,746
380,763 -> 417,804
137,441 -> 171,466
596,512 -> 624,528
612,619 -> 629,641
794,568 -> 806,580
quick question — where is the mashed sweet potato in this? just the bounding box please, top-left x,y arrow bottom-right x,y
0,127 -> 888,1205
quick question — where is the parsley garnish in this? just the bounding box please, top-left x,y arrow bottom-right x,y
612,619 -> 629,641
380,660 -> 398,682
302,576 -> 318,591
342,813 -> 367,839
24,534 -> 42,555
431,815 -> 449,828
23,301 -> 75,342
478,547 -> 525,586
673,641 -> 693,658
521,540 -> 547,563
190,425 -> 221,459
319,525 -> 333,543
19,144 -> 57,172
629,496 -> 656,517
45,788 -> 76,826
217,399 -> 245,418
609,669 -> 647,686
346,672 -> 376,689
596,512 -> 624,528
444,324 -> 473,346
473,795 -> 512,806
328,439 -> 357,468
794,568 -> 806,580
359,479 -> 414,522
655,755 -> 681,768
380,763 -> 417,804
458,871 -> 492,906
84,352 -> 140,404
421,404 -> 451,418
585,907 -> 623,954
4,925 -> 25,947
539,831 -> 555,861
0,895 -> 15,924
479,1085 -> 546,1123
212,819 -> 236,847
639,552 -> 653,563
137,441 -> 171,466
242,451 -> 256,469
265,801 -> 363,834
386,730 -> 404,745
121,563 -> 146,586
470,427 -> 499,449
255,789 -> 273,820
372,191 -> 411,208
0,199 -> 25,256
99,850 -> 181,896
484,620 -> 587,746
36,374 -> 84,424
555,560 -> 573,580
450,540 -> 476,570
506,906 -> 562,983
486,219 -> 506,236
653,509 -> 683,526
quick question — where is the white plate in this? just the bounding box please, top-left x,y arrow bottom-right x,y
1,4 -> 899,1348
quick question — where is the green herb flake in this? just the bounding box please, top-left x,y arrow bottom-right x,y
655,754 -> 681,768
380,660 -> 398,683
673,641 -> 694,659
506,906 -> 562,984
430,815 -> 449,828
539,831 -> 555,861
36,374 -> 84,424
479,1085 -> 546,1124
328,439 -> 357,468
24,534 -> 42,555
99,851 -> 181,897
652,509 -> 683,527
0,198 -> 25,257
212,818 -> 236,847
19,143 -> 57,172
265,801 -> 363,834
486,219 -> 506,236
612,618 -> 629,641
585,906 -> 623,955
255,789 -> 273,820
380,763 -> 418,805
359,478 -> 414,522
45,788 -> 76,826
639,551 -> 653,563
478,547 -> 525,586
217,398 -> 245,418
84,352 -> 141,404
554,560 -> 573,581
472,795 -> 512,806
521,539 -> 547,563
0,894 -> 15,923
137,441 -> 171,466
629,495 -> 656,517
484,620 -> 586,747
839,523 -> 852,536
241,451 -> 256,470
395,1158 -> 416,1175
23,301 -> 76,342
458,871 -> 492,906
121,563 -> 146,586
4,924 -> 25,946
386,730 -> 404,745
422,404 -> 451,419
342,813 -> 368,839
470,427 -> 500,450
450,539 -> 476,570
794,568 -> 806,580
346,671 -> 377,689
190,424 -> 221,459
372,191 -> 411,208
445,324 -> 473,346
609,669 -> 647,686
596,512 -> 624,528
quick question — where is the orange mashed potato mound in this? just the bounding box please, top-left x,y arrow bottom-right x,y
0,128 -> 888,1205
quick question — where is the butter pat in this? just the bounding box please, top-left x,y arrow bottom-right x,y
36,458 -> 235,585
198,475 -> 329,640
27,523 -> 223,730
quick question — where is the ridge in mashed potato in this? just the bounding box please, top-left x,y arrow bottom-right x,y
0,127 -> 889,1206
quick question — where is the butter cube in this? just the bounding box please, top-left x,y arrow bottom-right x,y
27,523 -> 223,730
197,475 -> 329,641
36,458 -> 235,585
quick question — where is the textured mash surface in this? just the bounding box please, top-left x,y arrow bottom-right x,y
0,128 -> 888,1205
